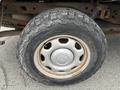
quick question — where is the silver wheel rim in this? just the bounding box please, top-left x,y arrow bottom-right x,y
34,35 -> 90,79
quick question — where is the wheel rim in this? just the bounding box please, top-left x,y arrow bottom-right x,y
34,35 -> 91,79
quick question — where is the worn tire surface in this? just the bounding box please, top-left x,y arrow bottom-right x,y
17,8 -> 107,85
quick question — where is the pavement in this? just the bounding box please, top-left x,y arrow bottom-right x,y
0,34 -> 120,90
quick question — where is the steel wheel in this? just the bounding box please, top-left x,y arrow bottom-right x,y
34,35 -> 90,79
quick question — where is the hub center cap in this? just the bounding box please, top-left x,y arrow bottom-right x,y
51,48 -> 74,66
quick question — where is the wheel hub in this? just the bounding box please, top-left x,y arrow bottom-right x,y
51,48 -> 74,66
34,35 -> 90,79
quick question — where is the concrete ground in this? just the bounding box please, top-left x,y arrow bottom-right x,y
0,34 -> 120,90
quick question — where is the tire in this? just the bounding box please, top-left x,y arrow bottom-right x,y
17,8 -> 107,85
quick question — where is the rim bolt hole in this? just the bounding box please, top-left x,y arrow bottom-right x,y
75,42 -> 81,50
79,55 -> 84,61
59,38 -> 69,44
46,66 -> 52,70
71,66 -> 77,70
59,70 -> 64,72
41,54 -> 45,61
44,42 -> 52,49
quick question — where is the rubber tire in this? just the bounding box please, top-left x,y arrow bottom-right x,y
17,8 -> 107,85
